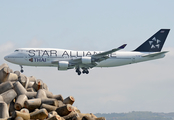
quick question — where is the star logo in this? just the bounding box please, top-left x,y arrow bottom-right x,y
149,37 -> 161,49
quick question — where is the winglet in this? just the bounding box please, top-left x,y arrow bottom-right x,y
119,44 -> 127,49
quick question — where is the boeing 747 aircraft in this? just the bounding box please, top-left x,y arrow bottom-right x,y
4,29 -> 170,75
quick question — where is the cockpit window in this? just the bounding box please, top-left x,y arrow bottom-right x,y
14,50 -> 19,52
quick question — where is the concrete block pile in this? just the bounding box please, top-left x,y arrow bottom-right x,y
0,63 -> 106,120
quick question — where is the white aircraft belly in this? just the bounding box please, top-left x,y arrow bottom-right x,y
96,57 -> 132,67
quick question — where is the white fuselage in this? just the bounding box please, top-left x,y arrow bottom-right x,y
4,48 -> 165,68
4,29 -> 169,75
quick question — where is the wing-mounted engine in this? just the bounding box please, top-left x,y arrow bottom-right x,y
81,57 -> 92,64
58,61 -> 69,70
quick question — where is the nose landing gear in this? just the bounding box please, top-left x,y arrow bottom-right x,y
20,65 -> 24,73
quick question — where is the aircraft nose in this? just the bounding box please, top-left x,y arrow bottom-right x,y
4,55 -> 9,61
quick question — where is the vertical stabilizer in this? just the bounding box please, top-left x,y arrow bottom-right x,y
134,29 -> 170,52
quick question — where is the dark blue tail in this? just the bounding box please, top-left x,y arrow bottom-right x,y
134,29 -> 170,52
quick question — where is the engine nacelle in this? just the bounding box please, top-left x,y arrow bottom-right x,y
82,57 -> 92,64
58,61 -> 69,70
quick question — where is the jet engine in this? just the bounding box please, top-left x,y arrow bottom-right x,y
82,57 -> 91,64
58,61 -> 69,70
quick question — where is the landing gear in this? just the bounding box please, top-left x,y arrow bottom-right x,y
78,71 -> 81,75
20,65 -> 24,73
76,67 -> 89,75
76,68 -> 81,75
82,69 -> 89,74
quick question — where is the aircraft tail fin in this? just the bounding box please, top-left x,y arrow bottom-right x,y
134,29 -> 170,52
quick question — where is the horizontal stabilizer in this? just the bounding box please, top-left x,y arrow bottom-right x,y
142,51 -> 168,57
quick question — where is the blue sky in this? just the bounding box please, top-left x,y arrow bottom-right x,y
0,0 -> 174,113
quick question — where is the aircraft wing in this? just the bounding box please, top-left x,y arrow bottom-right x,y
142,51 -> 168,57
51,44 -> 127,69
69,44 -> 127,67
92,44 -> 127,58
91,44 -> 127,62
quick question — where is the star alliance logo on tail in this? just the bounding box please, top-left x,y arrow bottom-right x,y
149,37 -> 161,49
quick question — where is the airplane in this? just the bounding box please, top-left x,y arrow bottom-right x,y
4,29 -> 170,75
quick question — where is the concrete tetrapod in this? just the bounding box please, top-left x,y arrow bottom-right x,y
56,100 -> 65,107
0,67 -> 10,83
9,100 -> 15,116
26,88 -> 35,92
24,98 -> 42,111
36,89 -> 47,99
47,111 -> 58,118
43,89 -> 54,98
27,82 -> 34,89
36,89 -> 59,107
0,89 -> 17,104
40,104 -> 58,112
0,64 -> 9,83
53,94 -> 64,102
77,113 -> 97,119
90,113 -> 97,119
18,74 -> 27,87
32,79 -> 43,91
18,74 -> 30,89
49,111 -> 58,116
12,111 -> 30,120
5,73 -> 18,82
63,96 -> 75,105
0,101 -> 9,118
14,71 -> 21,78
43,83 -> 48,90
14,94 -> 28,110
0,81 -> 13,94
30,108 -> 48,119
41,98 -> 59,107
28,76 -> 36,82
56,104 -> 72,116
25,77 -> 29,89
0,67 -> 18,82
0,63 -> 8,70
71,106 -> 81,113
47,115 -> 63,120
25,92 -> 37,99
13,81 -> 27,96
63,111 -> 78,120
